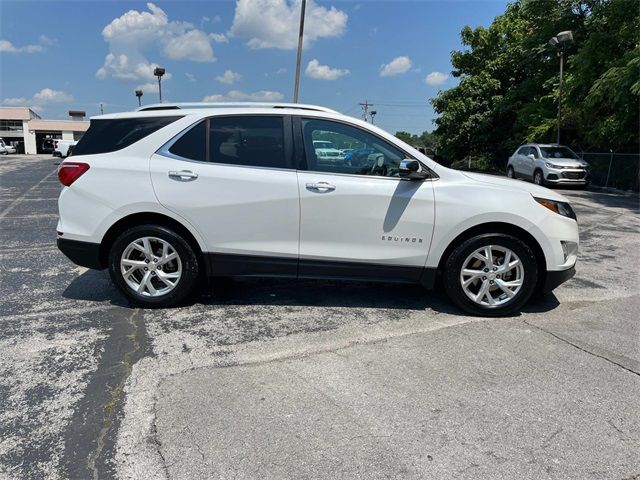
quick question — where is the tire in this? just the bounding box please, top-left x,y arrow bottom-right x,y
507,166 -> 515,179
442,233 -> 538,316
108,224 -> 201,307
533,169 -> 545,186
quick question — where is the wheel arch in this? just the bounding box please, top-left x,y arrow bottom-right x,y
99,212 -> 205,270
435,221 -> 547,292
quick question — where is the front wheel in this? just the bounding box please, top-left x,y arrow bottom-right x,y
108,225 -> 200,307
507,166 -> 515,179
533,170 -> 545,186
442,234 -> 538,316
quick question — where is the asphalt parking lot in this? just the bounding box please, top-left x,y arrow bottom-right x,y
1,155 -> 638,480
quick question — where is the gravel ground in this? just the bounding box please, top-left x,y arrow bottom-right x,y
0,155 -> 638,480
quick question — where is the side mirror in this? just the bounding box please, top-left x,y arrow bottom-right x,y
527,154 -> 536,160
399,159 -> 428,180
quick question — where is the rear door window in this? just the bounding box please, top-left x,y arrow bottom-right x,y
73,116 -> 182,156
208,116 -> 286,169
168,120 -> 207,161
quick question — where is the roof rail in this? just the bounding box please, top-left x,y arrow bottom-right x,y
136,102 -> 338,113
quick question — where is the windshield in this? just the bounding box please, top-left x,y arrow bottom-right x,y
540,146 -> 579,159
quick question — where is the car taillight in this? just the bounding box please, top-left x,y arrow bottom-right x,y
58,162 -> 90,186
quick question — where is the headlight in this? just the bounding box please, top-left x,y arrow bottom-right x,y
545,162 -> 562,169
533,197 -> 577,220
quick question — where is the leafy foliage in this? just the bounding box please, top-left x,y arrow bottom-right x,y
431,0 -> 639,166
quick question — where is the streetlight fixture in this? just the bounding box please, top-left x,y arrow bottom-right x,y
293,0 -> 307,103
369,110 -> 377,125
153,67 -> 166,103
549,30 -> 573,144
135,89 -> 143,107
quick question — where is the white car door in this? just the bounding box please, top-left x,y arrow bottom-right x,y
295,117 -> 435,282
150,115 -> 300,275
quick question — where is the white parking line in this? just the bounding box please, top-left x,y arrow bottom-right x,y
0,169 -> 56,219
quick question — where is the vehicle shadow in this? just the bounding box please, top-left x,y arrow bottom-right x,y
62,270 -> 561,317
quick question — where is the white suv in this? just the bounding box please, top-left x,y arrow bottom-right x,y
56,103 -> 578,316
507,143 -> 590,187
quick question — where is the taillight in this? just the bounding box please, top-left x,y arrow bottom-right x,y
58,162 -> 90,186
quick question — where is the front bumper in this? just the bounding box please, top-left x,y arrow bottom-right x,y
543,266 -> 576,293
545,168 -> 590,184
57,237 -> 105,270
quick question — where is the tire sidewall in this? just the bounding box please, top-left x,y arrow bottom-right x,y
443,234 -> 538,316
108,225 -> 200,307
534,170 -> 544,186
507,166 -> 515,178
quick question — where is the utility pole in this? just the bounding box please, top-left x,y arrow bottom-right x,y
293,0 -> 307,103
99,103 -> 104,115
359,100 -> 373,122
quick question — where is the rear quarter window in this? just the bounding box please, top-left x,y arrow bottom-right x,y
72,116 -> 182,156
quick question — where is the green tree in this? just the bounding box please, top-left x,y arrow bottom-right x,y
431,0 -> 639,167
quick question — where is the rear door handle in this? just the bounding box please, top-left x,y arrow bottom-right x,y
306,181 -> 336,192
168,170 -> 198,180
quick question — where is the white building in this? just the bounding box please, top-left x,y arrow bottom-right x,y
0,107 -> 89,154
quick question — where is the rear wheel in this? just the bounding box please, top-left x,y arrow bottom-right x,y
108,225 -> 200,307
442,234 -> 538,316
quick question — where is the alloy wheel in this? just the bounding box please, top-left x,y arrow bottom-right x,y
120,236 -> 182,296
459,245 -> 524,307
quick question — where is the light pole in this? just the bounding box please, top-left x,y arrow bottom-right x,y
293,0 -> 307,103
369,110 -> 377,125
549,30 -> 573,145
135,89 -> 143,107
154,67 -> 166,103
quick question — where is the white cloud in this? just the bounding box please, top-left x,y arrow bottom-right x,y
379,56 -> 412,77
230,0 -> 347,50
305,59 -> 349,80
0,39 -> 45,53
97,2 -> 216,83
216,70 -> 242,85
164,30 -> 215,62
2,88 -> 73,106
33,88 -> 73,103
425,71 -> 449,86
202,90 -> 284,102
185,72 -> 196,82
275,68 -> 287,74
2,97 -> 28,106
210,33 -> 229,43
136,82 -> 161,94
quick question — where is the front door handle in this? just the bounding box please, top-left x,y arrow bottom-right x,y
168,170 -> 198,180
306,181 -> 336,193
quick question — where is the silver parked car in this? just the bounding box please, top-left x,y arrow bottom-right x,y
507,144 -> 590,188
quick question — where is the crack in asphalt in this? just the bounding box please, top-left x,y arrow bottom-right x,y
522,318 -> 640,377
87,308 -> 144,480
61,307 -> 150,479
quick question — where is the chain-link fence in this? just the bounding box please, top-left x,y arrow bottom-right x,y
448,152 -> 639,192
579,152 -> 639,192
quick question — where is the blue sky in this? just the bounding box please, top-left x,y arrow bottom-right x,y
0,0 -> 508,134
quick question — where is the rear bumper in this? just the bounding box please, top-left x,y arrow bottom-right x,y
543,266 -> 576,293
57,237 -> 104,270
